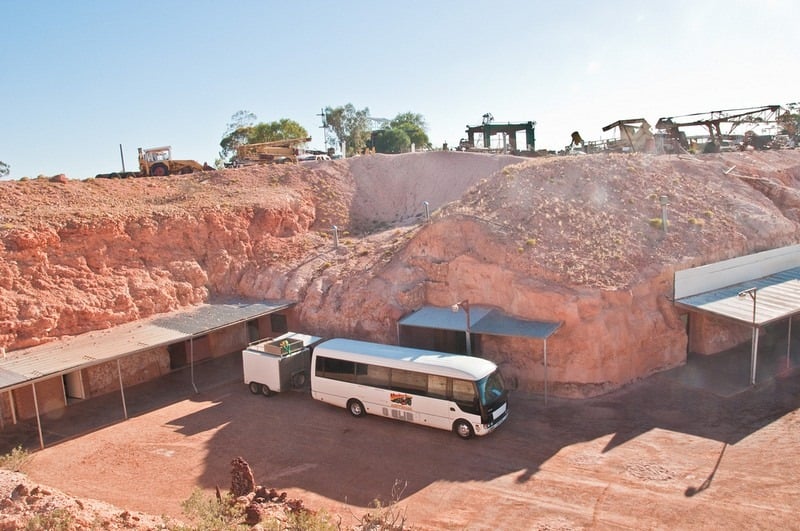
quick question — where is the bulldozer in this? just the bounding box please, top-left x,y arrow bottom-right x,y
137,146 -> 206,176
95,146 -> 208,178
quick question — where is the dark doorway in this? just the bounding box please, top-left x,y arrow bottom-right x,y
169,342 -> 188,369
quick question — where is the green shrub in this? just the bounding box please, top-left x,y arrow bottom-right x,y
174,489 -> 247,531
24,508 -> 74,530
0,445 -> 30,471
262,509 -> 339,531
648,218 -> 669,229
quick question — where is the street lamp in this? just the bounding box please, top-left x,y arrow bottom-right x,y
451,300 -> 472,355
738,287 -> 758,385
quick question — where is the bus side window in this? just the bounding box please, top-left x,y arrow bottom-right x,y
428,375 -> 448,399
391,368 -> 427,395
452,379 -> 480,414
356,363 -> 390,389
316,356 -> 356,382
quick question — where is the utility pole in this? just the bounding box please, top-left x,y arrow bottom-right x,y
317,108 -> 329,150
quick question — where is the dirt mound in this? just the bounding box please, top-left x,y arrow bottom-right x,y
347,151 -> 526,229
445,151 -> 800,288
0,469 -> 172,529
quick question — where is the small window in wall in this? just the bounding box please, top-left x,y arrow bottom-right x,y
270,313 -> 288,334
246,319 -> 260,342
63,370 -> 85,400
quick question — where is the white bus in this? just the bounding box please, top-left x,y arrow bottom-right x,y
310,338 -> 508,439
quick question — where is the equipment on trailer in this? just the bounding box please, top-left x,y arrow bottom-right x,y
230,137 -> 312,167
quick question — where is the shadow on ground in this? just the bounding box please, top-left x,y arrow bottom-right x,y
2,326 -> 799,507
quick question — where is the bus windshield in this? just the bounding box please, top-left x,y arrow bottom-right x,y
477,369 -> 506,406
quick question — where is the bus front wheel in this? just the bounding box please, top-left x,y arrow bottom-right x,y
347,399 -> 366,417
453,419 -> 474,440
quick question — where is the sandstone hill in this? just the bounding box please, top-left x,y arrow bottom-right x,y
2,150 -> 800,396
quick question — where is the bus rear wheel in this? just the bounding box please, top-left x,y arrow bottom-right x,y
453,419 -> 474,439
347,399 -> 365,417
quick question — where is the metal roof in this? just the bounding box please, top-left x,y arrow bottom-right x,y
675,266 -> 800,327
471,310 -> 562,338
398,306 -> 561,340
0,300 -> 293,393
398,305 -> 492,332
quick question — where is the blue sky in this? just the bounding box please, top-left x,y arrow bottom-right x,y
1,0 -> 798,179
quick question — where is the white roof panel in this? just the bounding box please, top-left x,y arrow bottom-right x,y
0,300 -> 293,392
675,267 -> 800,326
399,306 -> 561,340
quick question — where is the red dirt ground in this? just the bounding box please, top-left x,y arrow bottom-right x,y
8,346 -> 800,530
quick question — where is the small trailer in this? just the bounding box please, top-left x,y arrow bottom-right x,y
242,332 -> 321,396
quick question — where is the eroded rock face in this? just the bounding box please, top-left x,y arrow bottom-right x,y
2,151 -> 800,396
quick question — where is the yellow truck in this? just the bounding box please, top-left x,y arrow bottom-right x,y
96,146 -> 208,178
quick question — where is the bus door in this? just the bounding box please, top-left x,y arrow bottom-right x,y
422,374 -> 455,430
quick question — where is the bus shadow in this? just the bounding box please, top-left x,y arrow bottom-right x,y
171,364 -> 800,508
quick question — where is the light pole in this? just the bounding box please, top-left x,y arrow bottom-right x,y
451,300 -> 472,355
738,287 -> 758,385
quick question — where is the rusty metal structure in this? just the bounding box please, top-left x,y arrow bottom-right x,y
601,119 -> 655,153
655,105 -> 784,152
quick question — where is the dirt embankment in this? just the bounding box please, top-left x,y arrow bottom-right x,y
2,151 -> 800,394
3,149 -> 800,529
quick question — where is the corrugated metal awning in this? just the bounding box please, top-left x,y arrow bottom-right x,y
398,305 -> 491,332
471,310 -> 562,338
398,306 -> 561,340
675,266 -> 800,326
0,300 -> 294,393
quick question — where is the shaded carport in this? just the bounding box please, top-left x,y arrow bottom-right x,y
0,300 -> 293,449
674,245 -> 800,386
397,305 -> 561,402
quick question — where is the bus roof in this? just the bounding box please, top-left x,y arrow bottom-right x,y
313,338 -> 497,380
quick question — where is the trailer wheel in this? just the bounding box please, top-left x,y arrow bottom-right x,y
150,163 -> 169,177
347,399 -> 365,417
248,382 -> 261,394
453,419 -> 474,440
291,371 -> 306,389
260,384 -> 272,397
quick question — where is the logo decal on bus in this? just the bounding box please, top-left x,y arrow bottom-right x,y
390,393 -> 413,407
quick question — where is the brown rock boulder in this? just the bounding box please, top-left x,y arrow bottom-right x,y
229,456 -> 255,498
